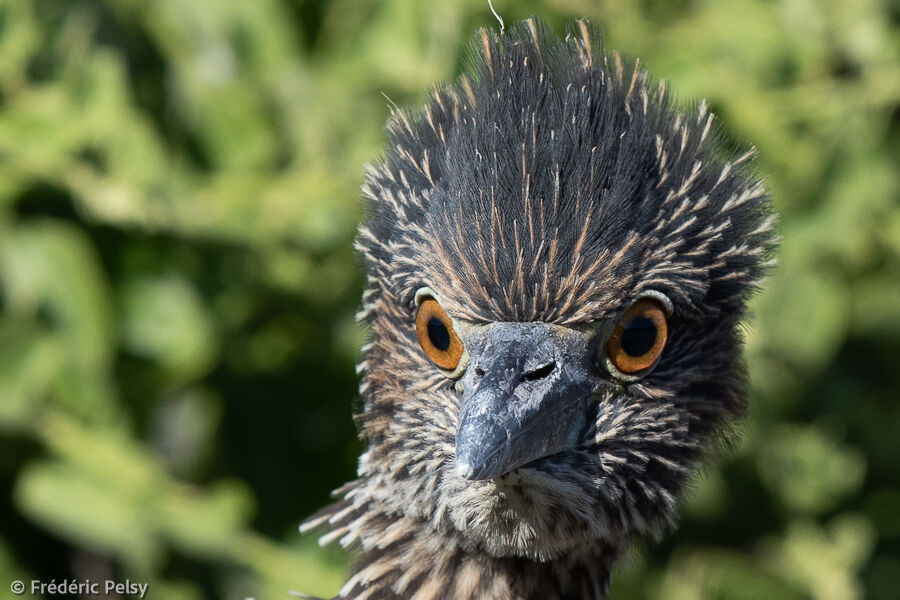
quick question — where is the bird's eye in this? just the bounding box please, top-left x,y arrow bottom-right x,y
416,297 -> 464,371
605,298 -> 668,377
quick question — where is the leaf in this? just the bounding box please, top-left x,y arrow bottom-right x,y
757,424 -> 866,515
14,461 -> 162,571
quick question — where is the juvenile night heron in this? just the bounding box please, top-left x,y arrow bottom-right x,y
302,18 -> 776,599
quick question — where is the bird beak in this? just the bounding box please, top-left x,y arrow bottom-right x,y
454,322 -> 595,481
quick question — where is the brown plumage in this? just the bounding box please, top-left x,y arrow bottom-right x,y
302,18 -> 776,599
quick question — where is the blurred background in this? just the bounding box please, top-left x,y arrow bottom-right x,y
0,0 -> 898,598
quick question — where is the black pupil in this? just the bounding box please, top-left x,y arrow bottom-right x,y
621,317 -> 657,357
427,317 -> 451,351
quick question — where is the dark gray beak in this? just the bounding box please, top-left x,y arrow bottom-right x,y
454,322 -> 595,481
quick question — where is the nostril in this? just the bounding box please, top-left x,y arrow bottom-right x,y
474,366 -> 485,377
520,361 -> 555,382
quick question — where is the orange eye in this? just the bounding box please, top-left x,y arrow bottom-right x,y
416,297 -> 464,371
606,298 -> 668,375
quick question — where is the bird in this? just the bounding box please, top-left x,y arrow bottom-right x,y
301,17 -> 777,600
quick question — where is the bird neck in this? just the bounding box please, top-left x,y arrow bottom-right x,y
337,508 -> 616,600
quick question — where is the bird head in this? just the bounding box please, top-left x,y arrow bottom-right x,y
352,19 -> 776,563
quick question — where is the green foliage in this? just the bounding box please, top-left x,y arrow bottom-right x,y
0,0 -> 897,598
